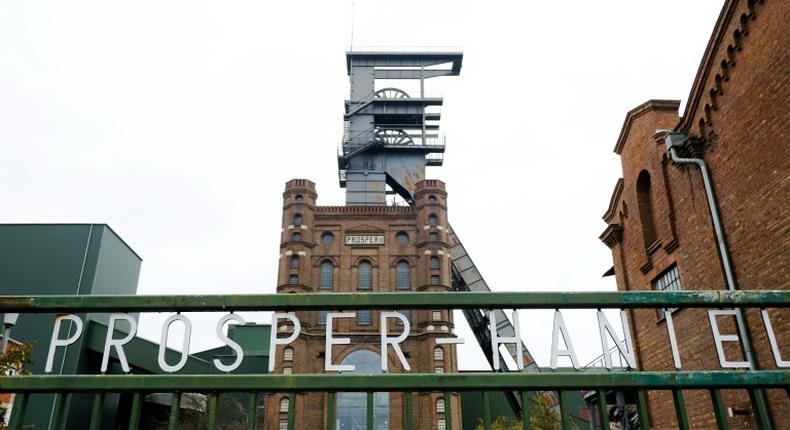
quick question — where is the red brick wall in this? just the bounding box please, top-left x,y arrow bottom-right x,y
601,1 -> 789,428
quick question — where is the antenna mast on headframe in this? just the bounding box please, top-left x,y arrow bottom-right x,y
349,0 -> 355,51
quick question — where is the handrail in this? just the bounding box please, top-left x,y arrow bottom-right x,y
584,340 -> 628,370
345,91 -> 378,116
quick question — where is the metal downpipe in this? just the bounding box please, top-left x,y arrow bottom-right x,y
663,132 -> 757,371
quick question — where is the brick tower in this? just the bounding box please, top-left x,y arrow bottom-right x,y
265,179 -> 461,430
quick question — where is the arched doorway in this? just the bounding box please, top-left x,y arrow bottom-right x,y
336,349 -> 389,429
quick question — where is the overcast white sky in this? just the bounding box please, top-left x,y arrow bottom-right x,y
0,0 -> 724,370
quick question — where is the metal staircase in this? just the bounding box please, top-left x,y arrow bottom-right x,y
448,224 -> 540,373
448,224 -> 541,418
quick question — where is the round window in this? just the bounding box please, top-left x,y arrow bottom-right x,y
321,232 -> 335,245
396,232 -> 409,245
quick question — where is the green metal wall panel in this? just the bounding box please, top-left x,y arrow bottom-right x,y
228,324 -> 271,356
91,225 -> 142,296
0,224 -> 94,296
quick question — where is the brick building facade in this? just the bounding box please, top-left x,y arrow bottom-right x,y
599,0 -> 788,428
265,179 -> 462,430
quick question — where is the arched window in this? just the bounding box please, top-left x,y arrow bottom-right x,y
430,256 -> 440,269
428,214 -> 438,226
396,261 -> 410,290
290,255 -> 299,269
428,195 -> 437,203
294,194 -> 304,203
293,213 -> 303,226
292,232 -> 302,242
358,260 -> 372,290
434,347 -> 444,361
431,275 -> 440,285
436,397 -> 445,413
289,275 -> 299,285
283,347 -> 293,362
336,350 -> 389,429
429,233 -> 438,242
279,397 -> 289,413
636,170 -> 657,249
320,261 -> 333,289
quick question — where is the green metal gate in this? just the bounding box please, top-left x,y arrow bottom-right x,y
1,290 -> 788,430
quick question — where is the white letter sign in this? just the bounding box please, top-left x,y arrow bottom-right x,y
489,310 -> 524,371
664,309 -> 682,369
761,309 -> 790,368
101,313 -> 137,373
158,314 -> 192,373
550,310 -> 579,369
708,310 -> 749,368
45,314 -> 83,373
325,312 -> 355,372
268,312 -> 301,372
380,312 -> 410,372
596,310 -> 637,369
214,313 -> 246,372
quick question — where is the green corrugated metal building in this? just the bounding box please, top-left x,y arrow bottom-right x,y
1,224 -> 143,429
1,224 -> 272,429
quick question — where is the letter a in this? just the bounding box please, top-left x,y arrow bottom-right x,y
550,310 -> 579,369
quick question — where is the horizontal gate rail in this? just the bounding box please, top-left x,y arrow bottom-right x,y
0,290 -> 786,312
1,290 -> 787,430
0,371 -> 786,392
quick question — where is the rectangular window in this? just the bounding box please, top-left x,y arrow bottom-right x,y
434,366 -> 444,374
396,310 -> 411,326
279,420 -> 289,430
357,310 -> 372,326
432,311 -> 442,321
652,265 -> 681,319
283,367 -> 292,375
318,311 -> 327,326
429,233 -> 438,242
431,275 -> 440,285
437,419 -> 446,430
288,275 -> 299,285
431,257 -> 440,269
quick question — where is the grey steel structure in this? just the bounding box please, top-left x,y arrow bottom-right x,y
338,52 -> 462,205
337,51 -> 539,415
